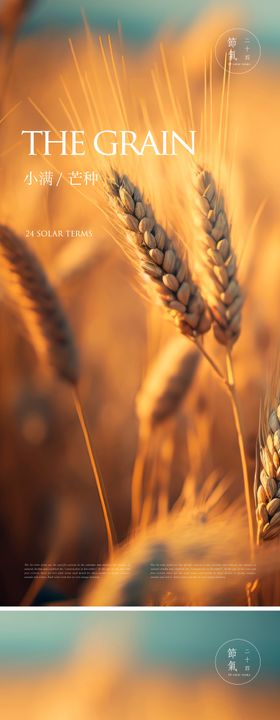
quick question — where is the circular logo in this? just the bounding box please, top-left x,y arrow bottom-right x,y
215,638 -> 261,685
215,28 -> 261,75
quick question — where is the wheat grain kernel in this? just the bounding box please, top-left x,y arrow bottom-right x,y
225,254 -> 236,277
257,485 -> 267,503
119,186 -> 135,212
197,196 -> 209,215
213,265 -> 229,289
169,300 -> 186,313
217,238 -> 229,260
269,411 -> 280,433
122,175 -> 134,194
133,187 -> 142,202
207,249 -> 223,266
221,280 -> 239,305
208,208 -> 216,224
273,429 -> 280,453
225,295 -> 243,321
269,509 -> 280,527
149,248 -> 164,265
144,231 -> 156,249
177,282 -> 190,305
176,262 -> 186,284
203,182 -> 216,203
211,212 -> 227,241
154,225 -> 166,250
202,234 -> 217,251
183,311 -> 200,329
229,314 -> 241,335
267,498 -> 280,516
135,201 -> 145,220
273,451 -> 280,468
201,216 -> 213,234
262,522 -> 270,537
211,305 -> 227,328
142,261 -> 163,279
258,503 -> 269,523
124,214 -> 139,231
163,250 -> 176,273
163,274 -> 179,292
267,433 -> 274,456
139,217 -> 154,233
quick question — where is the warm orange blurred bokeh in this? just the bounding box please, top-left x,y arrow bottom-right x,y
0,6 -> 280,605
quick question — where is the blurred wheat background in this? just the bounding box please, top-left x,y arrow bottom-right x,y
0,610 -> 280,719
0,0 -> 280,605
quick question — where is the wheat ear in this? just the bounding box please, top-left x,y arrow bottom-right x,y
137,337 -> 200,430
0,225 -> 115,559
132,338 -> 200,530
84,484 -> 251,607
256,401 -> 280,543
194,166 -> 243,346
106,171 -> 211,338
0,225 -> 78,383
131,336 -> 201,529
193,170 -> 255,559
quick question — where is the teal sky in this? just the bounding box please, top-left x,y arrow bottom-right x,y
20,0 -> 280,50
0,611 -> 280,677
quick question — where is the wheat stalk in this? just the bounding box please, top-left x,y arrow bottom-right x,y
0,225 -> 115,563
106,170 -> 211,338
193,165 -> 243,346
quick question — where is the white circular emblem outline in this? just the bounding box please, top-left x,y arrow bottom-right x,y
215,27 -> 262,75
215,637 -> 261,685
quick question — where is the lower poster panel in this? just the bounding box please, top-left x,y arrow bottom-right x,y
0,610 -> 279,719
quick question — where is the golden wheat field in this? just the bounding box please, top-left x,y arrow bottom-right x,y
1,3 -> 280,606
